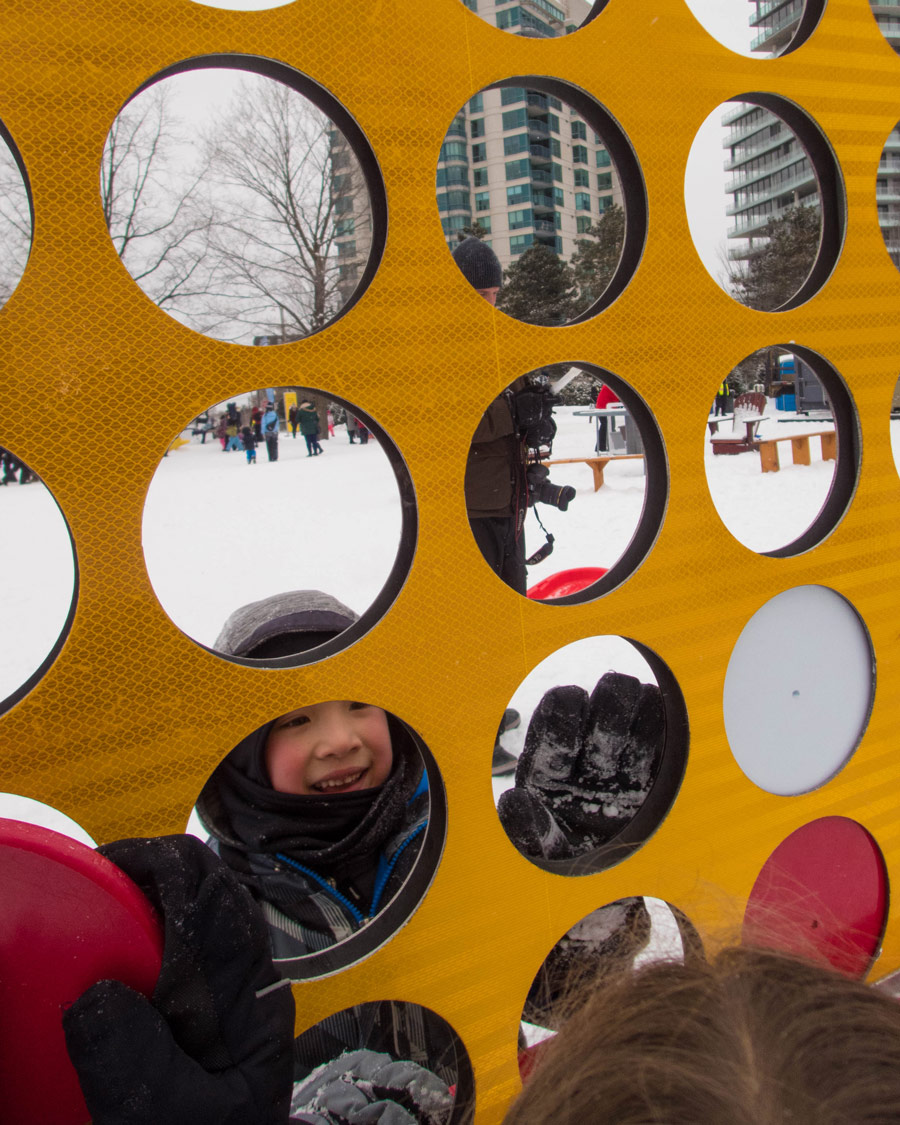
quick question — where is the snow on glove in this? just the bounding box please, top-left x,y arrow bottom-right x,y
497,672 -> 665,861
289,1049 -> 454,1125
63,834 -> 295,1125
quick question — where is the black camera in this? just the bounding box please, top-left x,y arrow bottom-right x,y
512,384 -> 562,450
526,464 -> 576,512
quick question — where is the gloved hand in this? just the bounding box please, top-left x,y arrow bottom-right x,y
63,834 -> 295,1125
289,1049 -> 454,1125
497,672 -> 665,861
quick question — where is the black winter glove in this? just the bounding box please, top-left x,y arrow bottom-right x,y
63,834 -> 295,1125
289,1049 -> 453,1125
497,672 -> 665,861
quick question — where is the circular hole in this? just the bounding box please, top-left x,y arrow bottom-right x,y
459,0 -> 605,35
101,59 -> 385,344
493,635 -> 688,875
685,95 -> 843,310
0,122 -> 32,309
704,346 -> 858,556
724,586 -> 874,796
191,703 -> 445,980
0,795 -> 95,846
189,0 -> 293,7
871,1 -> 900,55
743,817 -> 888,978
0,449 -> 77,713
684,0 -> 824,57
877,119 -> 900,271
519,897 -> 698,1079
465,364 -> 666,602
141,388 -> 416,666
292,1001 -> 473,1123
440,79 -> 646,322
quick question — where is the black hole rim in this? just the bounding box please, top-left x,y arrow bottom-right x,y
468,362 -> 667,605
503,638 -> 690,877
445,75 -> 647,321
112,54 -> 388,343
0,454 -> 79,718
144,388 -> 418,670
253,716 -> 447,982
719,92 -> 845,314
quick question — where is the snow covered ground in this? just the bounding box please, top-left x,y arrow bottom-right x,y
141,424 -> 404,648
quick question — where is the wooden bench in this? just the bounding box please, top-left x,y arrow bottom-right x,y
541,454 -> 644,491
707,415 -> 734,435
757,430 -> 836,473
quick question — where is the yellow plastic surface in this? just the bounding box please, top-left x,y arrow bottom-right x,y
1,0 -> 900,1118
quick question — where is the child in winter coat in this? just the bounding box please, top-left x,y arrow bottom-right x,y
298,401 -> 324,456
195,700 -> 429,963
241,425 -> 257,464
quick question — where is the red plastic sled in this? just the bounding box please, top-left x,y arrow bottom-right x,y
527,566 -> 608,600
0,818 -> 163,1125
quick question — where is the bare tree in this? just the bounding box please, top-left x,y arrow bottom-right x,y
0,139 -> 31,307
201,79 -> 369,341
100,86 -> 216,319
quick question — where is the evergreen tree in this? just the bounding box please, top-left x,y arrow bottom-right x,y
496,242 -> 576,325
458,220 -> 490,241
727,204 -> 821,311
569,203 -> 625,313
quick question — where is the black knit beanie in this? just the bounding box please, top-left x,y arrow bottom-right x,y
452,236 -> 503,289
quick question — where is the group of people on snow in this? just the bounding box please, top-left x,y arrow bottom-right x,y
210,400 -> 369,465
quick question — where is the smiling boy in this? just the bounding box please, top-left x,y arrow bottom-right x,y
195,699 -> 429,962
264,702 -> 394,796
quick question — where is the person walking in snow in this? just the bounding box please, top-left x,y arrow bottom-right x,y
345,412 -> 360,443
241,425 -> 257,465
288,403 -> 299,439
261,401 -> 280,462
298,400 -> 323,456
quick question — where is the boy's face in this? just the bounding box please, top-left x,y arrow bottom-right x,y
264,701 -> 393,796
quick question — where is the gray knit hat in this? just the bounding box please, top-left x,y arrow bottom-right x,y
214,590 -> 359,658
452,236 -> 503,289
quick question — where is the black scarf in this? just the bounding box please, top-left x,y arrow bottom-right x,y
198,714 -> 421,877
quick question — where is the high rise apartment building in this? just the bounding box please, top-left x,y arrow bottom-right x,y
725,1 -> 900,268
436,0 -> 622,272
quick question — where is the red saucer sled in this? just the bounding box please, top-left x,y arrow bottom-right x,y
527,566 -> 608,600
0,818 -> 163,1125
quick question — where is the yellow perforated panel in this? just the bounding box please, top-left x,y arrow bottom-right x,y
2,0 -> 900,1118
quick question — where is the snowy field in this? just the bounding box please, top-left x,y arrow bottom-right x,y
141,424 -> 403,648
704,403 -> 837,553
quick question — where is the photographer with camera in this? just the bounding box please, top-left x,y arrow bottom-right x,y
453,236 -> 575,597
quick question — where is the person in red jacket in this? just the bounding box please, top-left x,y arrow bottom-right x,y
594,382 -> 622,453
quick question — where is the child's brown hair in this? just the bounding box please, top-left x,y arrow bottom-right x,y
505,944 -> 900,1124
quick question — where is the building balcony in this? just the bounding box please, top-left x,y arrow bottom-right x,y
532,193 -> 555,212
526,93 -> 550,111
749,0 -> 801,26
531,168 -> 553,184
726,149 -> 809,191
529,144 -> 552,163
727,168 -> 817,215
534,217 -> 557,232
724,134 -> 793,172
528,119 -> 550,136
